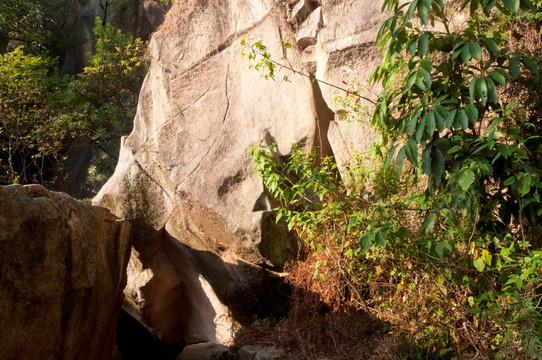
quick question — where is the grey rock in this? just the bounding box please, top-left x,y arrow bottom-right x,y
176,342 -> 234,360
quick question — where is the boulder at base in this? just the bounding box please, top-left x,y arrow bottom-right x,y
0,185 -> 132,360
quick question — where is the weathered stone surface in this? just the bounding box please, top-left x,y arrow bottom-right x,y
94,0 -> 333,346
301,45 -> 318,75
314,0 -> 386,170
290,0 -> 317,24
327,119 -> 375,183
0,184 -> 132,360
295,6 -> 322,49
316,0 -> 386,111
176,342 -> 233,360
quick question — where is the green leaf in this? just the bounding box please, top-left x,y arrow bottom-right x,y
483,0 -> 498,14
519,174 -> 532,196
489,70 -> 506,85
461,44 -> 471,64
406,71 -> 417,89
420,58 -> 432,72
426,111 -> 436,136
486,77 -> 498,104
465,103 -> 479,124
434,104 -> 447,120
503,0 -> 520,13
431,147 -> 445,184
418,33 -> 429,56
503,176 -> 515,186
385,144 -> 399,168
469,42 -> 482,61
446,108 -> 457,128
422,148 -> 432,174
417,114 -> 427,141
477,77 -> 488,106
522,56 -> 538,73
457,109 -> 469,129
459,169 -> 475,191
469,77 -> 478,100
470,0 -> 480,13
360,232 -> 374,252
421,213 -> 436,234
520,0 -> 535,11
473,257 -> 485,272
416,71 -> 426,90
380,98 -> 388,116
406,0 -> 419,20
418,2 -> 429,24
435,244 -> 444,258
376,231 -> 388,247
396,146 -> 406,175
409,110 -> 422,136
435,112 -> 444,132
420,68 -> 432,89
509,57 -> 521,79
496,143 -> 511,159
448,145 -> 461,154
481,249 -> 492,266
481,37 -> 499,55
406,139 -> 418,166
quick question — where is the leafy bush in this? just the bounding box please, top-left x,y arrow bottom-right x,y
0,19 -> 146,191
0,47 -> 74,184
64,19 -> 147,190
247,0 -> 542,358
0,0 -> 75,55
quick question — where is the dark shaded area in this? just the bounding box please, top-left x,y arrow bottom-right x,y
231,285 -> 388,360
310,72 -> 335,161
159,228 -> 293,331
116,223 -> 293,349
116,308 -> 182,360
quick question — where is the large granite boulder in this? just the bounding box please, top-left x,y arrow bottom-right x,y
0,185 -> 132,360
94,0 -> 333,347
94,0 -> 386,348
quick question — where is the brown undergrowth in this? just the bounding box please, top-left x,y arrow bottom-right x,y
232,252 -> 401,360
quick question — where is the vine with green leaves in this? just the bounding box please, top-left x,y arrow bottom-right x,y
246,0 -> 542,358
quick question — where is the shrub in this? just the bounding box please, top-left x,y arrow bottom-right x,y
246,0 -> 542,357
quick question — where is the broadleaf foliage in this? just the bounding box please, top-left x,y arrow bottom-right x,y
246,0 -> 542,357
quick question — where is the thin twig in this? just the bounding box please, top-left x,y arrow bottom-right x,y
249,45 -> 377,105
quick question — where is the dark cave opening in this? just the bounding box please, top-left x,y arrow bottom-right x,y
115,308 -> 182,360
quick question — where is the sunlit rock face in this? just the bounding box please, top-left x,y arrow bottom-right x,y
0,184 -> 132,360
94,0 -> 384,347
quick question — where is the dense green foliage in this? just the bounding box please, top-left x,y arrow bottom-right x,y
0,47 -> 71,184
0,0 -> 75,56
248,0 -> 542,358
65,20 -> 147,188
0,12 -> 146,189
